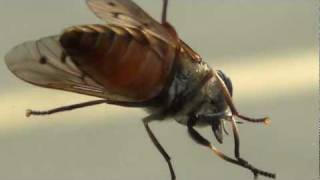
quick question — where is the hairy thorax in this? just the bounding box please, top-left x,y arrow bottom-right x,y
147,52 -> 228,127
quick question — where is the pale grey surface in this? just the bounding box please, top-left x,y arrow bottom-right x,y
0,0 -> 317,180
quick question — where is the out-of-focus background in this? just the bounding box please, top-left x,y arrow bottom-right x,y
0,0 -> 317,180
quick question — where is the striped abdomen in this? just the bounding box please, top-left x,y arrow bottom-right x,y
60,24 -> 176,101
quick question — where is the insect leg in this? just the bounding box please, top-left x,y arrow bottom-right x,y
142,116 -> 176,180
229,116 -> 258,180
26,100 -> 108,117
26,99 -> 151,117
187,116 -> 276,179
229,116 -> 275,179
229,116 -> 241,159
212,70 -> 270,125
162,0 -> 169,23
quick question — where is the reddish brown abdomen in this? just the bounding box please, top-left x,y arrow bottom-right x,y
60,24 -> 175,101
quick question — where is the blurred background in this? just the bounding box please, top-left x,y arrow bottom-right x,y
0,0 -> 317,180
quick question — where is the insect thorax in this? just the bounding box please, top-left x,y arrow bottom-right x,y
147,54 -> 228,126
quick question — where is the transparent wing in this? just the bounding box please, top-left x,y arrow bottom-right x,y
86,0 -> 177,46
5,36 -> 136,102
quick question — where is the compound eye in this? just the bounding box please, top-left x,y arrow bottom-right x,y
217,70 -> 233,96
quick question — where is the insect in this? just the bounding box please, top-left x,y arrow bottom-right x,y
5,0 -> 276,179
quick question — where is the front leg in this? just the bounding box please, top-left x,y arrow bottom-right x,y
212,70 -> 270,124
187,115 -> 276,179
